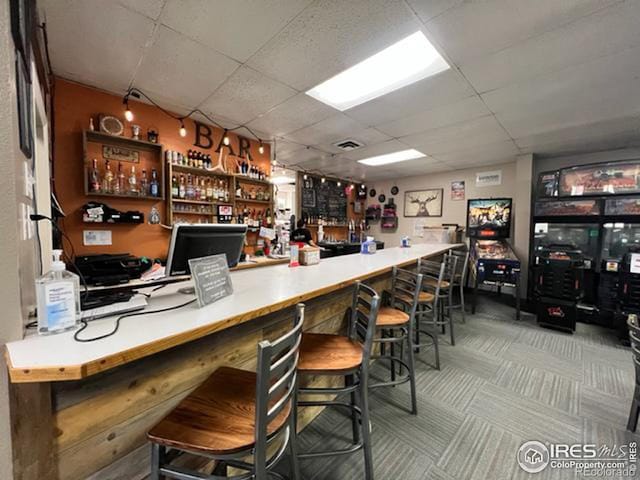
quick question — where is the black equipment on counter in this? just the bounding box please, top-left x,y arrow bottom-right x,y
75,253 -> 151,286
82,202 -> 144,224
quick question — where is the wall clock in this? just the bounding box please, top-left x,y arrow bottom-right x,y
369,188 -> 376,197
99,114 -> 124,136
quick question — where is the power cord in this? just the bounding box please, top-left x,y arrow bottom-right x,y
74,298 -> 196,343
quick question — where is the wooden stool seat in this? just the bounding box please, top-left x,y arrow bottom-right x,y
298,333 -> 363,374
425,277 -> 450,289
148,366 -> 290,455
377,307 -> 410,326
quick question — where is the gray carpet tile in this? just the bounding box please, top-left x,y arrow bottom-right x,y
501,341 -> 584,382
289,296 -> 637,480
580,385 -> 634,431
515,329 -> 583,362
467,383 -> 583,444
436,415 -> 522,480
493,361 -> 581,415
584,361 -> 635,398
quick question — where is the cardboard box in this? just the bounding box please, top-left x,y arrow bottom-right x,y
299,247 -> 320,266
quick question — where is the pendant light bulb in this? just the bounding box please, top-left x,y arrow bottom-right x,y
258,141 -> 265,155
337,181 -> 341,187
179,121 -> 187,137
124,107 -> 134,122
223,131 -> 230,146
321,177 -> 326,184
303,174 -> 308,180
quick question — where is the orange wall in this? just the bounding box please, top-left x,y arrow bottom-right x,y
53,78 -> 271,260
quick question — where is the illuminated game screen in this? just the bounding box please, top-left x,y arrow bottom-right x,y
466,198 -> 513,239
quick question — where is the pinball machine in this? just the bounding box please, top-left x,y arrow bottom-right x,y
531,159 -> 640,338
467,198 -> 521,319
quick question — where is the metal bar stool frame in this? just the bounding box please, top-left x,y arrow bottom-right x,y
627,314 -> 640,432
414,259 -> 447,370
370,266 -> 424,414
296,282 -> 380,480
149,305 -> 305,480
447,248 -> 470,323
418,257 -> 457,346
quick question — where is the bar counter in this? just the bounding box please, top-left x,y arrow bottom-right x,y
6,244 -> 457,480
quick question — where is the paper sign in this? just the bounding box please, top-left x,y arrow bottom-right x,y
259,226 -> 276,240
188,254 -> 234,307
476,170 -> 502,187
630,253 -> 640,274
413,218 -> 428,237
83,230 -> 112,245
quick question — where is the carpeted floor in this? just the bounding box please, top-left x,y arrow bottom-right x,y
288,295 -> 639,479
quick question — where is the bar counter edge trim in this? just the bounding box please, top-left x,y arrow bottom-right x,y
6,245 -> 455,383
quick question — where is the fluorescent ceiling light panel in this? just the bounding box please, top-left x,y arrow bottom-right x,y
358,149 -> 425,166
306,31 -> 449,111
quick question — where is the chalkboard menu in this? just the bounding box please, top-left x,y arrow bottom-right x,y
300,175 -> 348,222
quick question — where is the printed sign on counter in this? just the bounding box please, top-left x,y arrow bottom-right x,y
630,253 -> 640,274
188,254 -> 234,307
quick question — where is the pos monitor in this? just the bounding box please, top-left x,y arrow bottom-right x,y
166,224 -> 247,276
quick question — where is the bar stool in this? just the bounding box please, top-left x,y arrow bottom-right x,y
374,267 -> 424,414
296,282 -> 380,480
414,259 -> 447,370
420,255 -> 458,346
147,304 -> 305,480
627,314 -> 640,432
448,248 -> 470,323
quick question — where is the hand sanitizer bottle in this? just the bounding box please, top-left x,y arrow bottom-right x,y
36,250 -> 80,335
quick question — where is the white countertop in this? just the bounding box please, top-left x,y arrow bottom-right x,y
5,244 -> 457,382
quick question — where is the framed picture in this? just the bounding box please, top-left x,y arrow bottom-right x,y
451,180 -> 465,201
404,189 -> 443,217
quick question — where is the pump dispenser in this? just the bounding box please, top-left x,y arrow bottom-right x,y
35,249 -> 80,334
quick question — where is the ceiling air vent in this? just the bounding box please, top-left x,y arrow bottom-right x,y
333,139 -> 364,151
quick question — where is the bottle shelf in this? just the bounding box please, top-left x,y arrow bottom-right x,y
171,198 -> 214,205
172,211 -> 215,216
235,198 -> 271,205
86,192 -> 163,201
170,164 -> 234,178
234,175 -> 271,186
85,129 -> 163,151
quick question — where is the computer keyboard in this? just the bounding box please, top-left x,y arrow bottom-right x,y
80,296 -> 148,321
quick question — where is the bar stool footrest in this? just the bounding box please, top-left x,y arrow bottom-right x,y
298,442 -> 363,459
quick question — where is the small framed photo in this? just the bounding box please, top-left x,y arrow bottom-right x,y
404,189 -> 443,217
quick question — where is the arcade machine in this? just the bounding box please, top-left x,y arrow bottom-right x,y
531,199 -> 600,327
467,198 -> 521,319
531,161 -> 640,337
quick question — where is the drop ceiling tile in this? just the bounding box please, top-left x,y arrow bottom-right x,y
424,0 -> 620,64
278,147 -> 332,166
199,66 -> 297,125
246,93 -> 336,137
515,116 -> 640,155
135,26 -> 240,108
274,140 -> 306,157
39,0 -> 155,92
376,96 -> 491,138
482,44 -> 640,139
344,70 -> 475,127
284,114 -> 390,150
461,0 -> 640,93
405,0 -> 466,23
118,0 -> 165,20
400,115 -> 511,154
434,141 -> 519,168
160,0 -> 313,63
341,139 -> 414,162
247,0 -> 423,91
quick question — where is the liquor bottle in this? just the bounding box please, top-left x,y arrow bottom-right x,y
179,175 -> 186,199
224,184 -> 229,202
186,174 -> 195,200
171,175 -> 179,198
115,162 -> 126,194
200,178 -> 207,201
140,169 -> 149,196
236,184 -> 242,198
217,181 -> 224,201
265,208 -> 272,226
194,176 -> 201,201
150,169 -> 159,197
89,158 -> 101,193
128,166 -> 138,195
206,178 -> 213,201
102,160 -> 114,193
